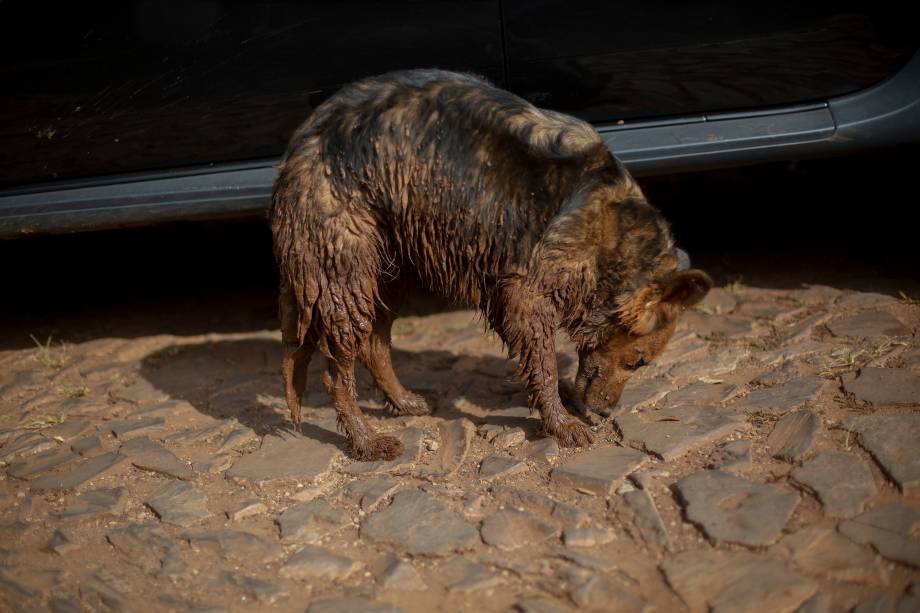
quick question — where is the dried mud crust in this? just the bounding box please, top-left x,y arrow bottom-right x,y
0,286 -> 918,612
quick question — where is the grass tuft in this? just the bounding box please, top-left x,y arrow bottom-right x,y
24,414 -> 66,429
29,333 -> 67,369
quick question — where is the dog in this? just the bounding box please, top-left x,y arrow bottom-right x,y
270,69 -> 712,461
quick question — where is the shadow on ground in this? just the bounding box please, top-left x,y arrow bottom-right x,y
138,337 -> 573,448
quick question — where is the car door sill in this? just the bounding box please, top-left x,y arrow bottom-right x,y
1,50 -> 918,237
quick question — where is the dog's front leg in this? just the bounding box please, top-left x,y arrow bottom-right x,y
492,287 -> 594,448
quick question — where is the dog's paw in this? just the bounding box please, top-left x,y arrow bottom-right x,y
386,391 -> 431,416
546,415 -> 594,448
353,435 -> 404,461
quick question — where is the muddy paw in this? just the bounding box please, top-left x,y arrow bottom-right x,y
353,435 -> 404,461
386,392 -> 431,416
547,416 -> 594,448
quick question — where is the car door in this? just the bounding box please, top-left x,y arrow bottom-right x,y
0,0 -> 504,189
502,0 -> 916,123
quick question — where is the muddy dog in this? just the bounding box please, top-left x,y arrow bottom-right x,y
270,69 -> 712,461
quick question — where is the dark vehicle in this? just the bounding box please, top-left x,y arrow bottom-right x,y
1,1 -> 917,237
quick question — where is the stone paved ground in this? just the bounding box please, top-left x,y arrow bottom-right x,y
1,281 -> 919,612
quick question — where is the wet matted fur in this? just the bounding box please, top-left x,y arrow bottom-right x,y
270,69 -> 712,460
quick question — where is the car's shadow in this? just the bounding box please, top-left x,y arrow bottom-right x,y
139,338 -> 576,452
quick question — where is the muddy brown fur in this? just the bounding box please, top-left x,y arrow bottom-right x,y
270,69 -> 712,461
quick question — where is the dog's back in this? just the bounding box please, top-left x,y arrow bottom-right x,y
271,69 -> 618,309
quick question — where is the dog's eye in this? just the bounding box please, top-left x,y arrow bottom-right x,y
625,356 -> 647,371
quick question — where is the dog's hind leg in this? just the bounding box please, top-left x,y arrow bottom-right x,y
279,279 -> 314,426
359,306 -> 431,416
323,343 -> 404,461
282,341 -> 314,426
315,253 -> 405,461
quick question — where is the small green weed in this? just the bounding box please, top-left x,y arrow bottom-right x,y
29,333 -> 66,369
24,414 -> 66,429
726,277 -> 745,295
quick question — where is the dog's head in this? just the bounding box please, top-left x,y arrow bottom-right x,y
573,255 -> 712,414
539,163 -> 713,414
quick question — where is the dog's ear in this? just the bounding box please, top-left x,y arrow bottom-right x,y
617,269 -> 713,335
660,269 -> 713,308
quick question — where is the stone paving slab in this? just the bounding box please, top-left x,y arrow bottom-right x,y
479,508 -> 558,550
674,470 -> 799,546
182,528 -> 283,563
847,413 -> 920,493
661,382 -> 737,408
6,447 -> 77,480
106,521 -> 176,573
30,451 -> 127,492
225,433 -> 337,484
54,487 -> 127,520
616,405 -> 746,461
439,557 -> 504,592
713,440 -> 752,474
361,489 -> 478,556
729,377 -> 828,416
280,545 -> 361,581
120,436 -> 194,480
479,455 -> 528,480
2,285 -> 919,612
146,481 -> 212,527
766,410 -> 821,461
276,498 -> 349,543
616,488 -> 672,552
662,549 -> 817,613
838,503 -> 920,568
550,446 -> 647,495
570,575 -> 648,612
337,477 -> 400,512
774,526 -> 886,584
610,378 -> 675,415
828,311 -> 910,339
791,451 -> 876,518
376,553 -> 427,591
845,367 -> 920,406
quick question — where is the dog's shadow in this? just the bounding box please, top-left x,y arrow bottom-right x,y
140,338 -> 576,452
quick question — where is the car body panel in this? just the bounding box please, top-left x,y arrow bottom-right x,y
0,1 -> 918,236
